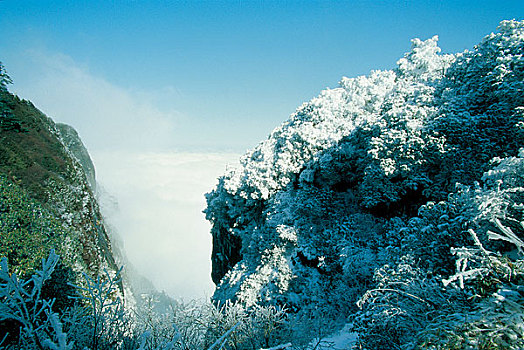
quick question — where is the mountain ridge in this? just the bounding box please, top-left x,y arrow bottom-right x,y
0,77 -> 120,289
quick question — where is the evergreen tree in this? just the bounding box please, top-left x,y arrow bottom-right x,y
0,62 -> 12,90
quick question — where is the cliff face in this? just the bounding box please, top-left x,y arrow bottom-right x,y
0,85 -> 119,289
205,19 -> 524,324
57,123 -> 97,191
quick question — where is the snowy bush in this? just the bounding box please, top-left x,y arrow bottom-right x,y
353,150 -> 524,349
419,228 -> 524,349
0,250 -> 297,349
69,268 -> 130,349
354,257 -> 461,350
0,250 -> 74,349
0,62 -> 11,90
205,19 -> 524,349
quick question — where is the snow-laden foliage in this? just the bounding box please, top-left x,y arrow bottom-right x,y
0,62 -> 11,91
205,20 -> 524,348
0,251 -> 304,349
0,251 -> 74,349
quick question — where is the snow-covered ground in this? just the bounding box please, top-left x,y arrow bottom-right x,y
308,324 -> 357,350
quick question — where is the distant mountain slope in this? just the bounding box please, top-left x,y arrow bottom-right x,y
205,20 -> 524,348
0,77 -> 119,289
57,123 -> 97,190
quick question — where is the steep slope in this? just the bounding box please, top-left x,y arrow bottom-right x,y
57,123 -> 97,190
205,20 -> 524,346
0,77 -> 120,289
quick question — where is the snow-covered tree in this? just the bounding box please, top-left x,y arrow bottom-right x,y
0,62 -> 12,90
206,20 -> 524,349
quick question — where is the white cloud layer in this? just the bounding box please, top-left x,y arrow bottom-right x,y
94,151 -> 240,300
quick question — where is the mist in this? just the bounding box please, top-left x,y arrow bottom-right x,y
94,151 -> 239,299
5,49 -> 243,300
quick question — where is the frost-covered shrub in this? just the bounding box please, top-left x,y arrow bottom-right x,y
129,297 -> 292,350
437,20 -> 524,118
429,20 -> 524,194
1,249 -> 295,349
353,151 -> 524,349
70,268 -> 131,349
0,251 -> 134,350
0,62 -> 11,91
419,229 -> 524,349
382,199 -> 472,276
353,257 -> 465,350
0,250 -> 74,349
205,20 -> 524,349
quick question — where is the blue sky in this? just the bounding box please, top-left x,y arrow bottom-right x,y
1,1 -> 522,299
2,0 -> 523,152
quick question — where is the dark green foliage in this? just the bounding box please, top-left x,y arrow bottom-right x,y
0,89 -> 75,204
41,263 -> 78,312
0,175 -> 72,276
0,103 -> 27,133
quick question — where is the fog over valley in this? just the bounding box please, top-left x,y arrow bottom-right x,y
94,151 -> 239,299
